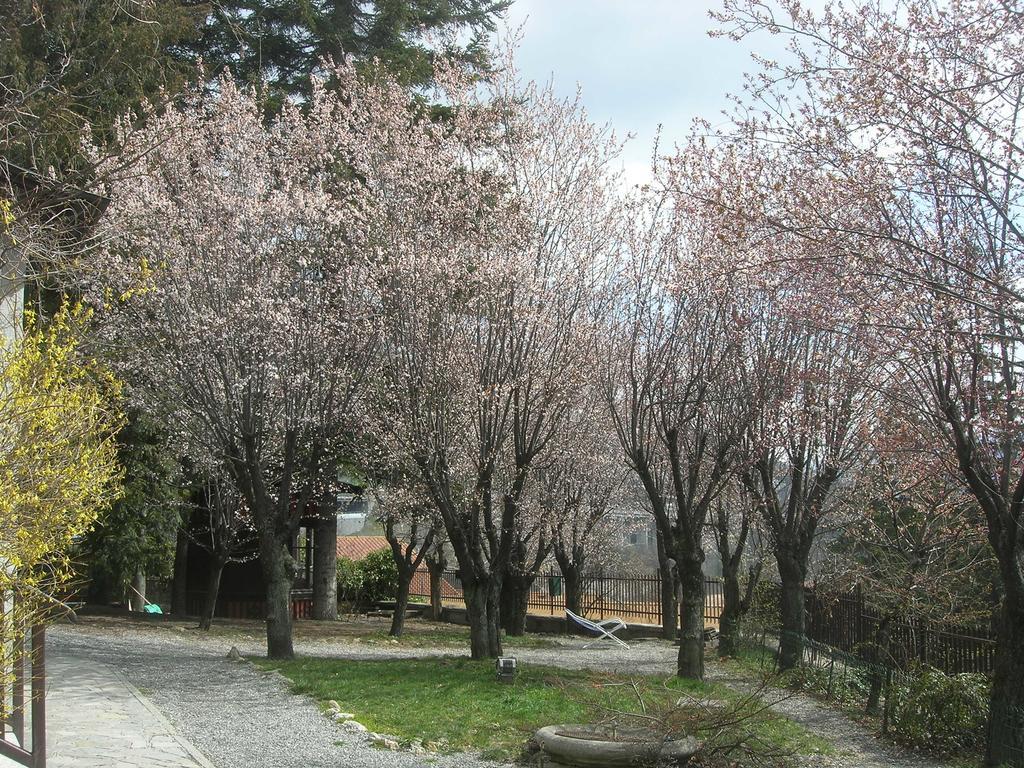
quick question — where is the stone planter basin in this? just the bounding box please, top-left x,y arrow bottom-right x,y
534,724 -> 699,767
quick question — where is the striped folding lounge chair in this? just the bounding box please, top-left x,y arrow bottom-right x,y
565,608 -> 630,649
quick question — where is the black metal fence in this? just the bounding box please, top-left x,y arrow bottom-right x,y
409,568 -> 997,676
739,585 -> 1020,766
410,567 -> 725,627
802,584 -> 997,675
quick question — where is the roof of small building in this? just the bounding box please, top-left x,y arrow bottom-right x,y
336,535 -> 390,561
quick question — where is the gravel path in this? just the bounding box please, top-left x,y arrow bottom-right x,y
50,623 -> 495,768
702,665 -> 955,768
49,619 -> 953,768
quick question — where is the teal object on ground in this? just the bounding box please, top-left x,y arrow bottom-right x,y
143,604 -> 163,614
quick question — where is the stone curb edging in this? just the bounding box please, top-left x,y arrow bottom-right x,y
110,665 -> 219,768
239,652 -> 446,758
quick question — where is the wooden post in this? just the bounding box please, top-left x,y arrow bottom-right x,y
30,625 -> 44,767
0,596 -> 6,725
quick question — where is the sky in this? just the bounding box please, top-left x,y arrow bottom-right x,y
497,1 -> 792,185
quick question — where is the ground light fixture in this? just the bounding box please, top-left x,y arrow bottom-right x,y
495,656 -> 517,684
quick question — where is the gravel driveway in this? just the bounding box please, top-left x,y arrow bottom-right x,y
49,618 -> 954,768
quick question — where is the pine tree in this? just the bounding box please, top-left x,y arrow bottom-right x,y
0,1 -> 204,177
191,0 -> 510,104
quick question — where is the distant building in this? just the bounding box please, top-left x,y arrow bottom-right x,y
338,491 -> 374,535
336,536 -> 390,560
604,508 -> 659,568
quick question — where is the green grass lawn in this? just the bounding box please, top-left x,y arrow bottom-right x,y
255,656 -> 834,764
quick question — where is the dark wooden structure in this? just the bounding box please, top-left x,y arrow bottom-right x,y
183,510 -> 333,620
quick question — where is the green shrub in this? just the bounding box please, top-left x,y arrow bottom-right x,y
336,556 -> 362,604
336,548 -> 399,608
358,548 -> 399,605
888,665 -> 989,753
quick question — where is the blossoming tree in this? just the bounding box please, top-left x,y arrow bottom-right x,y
88,66 -> 402,659
369,64 -> 621,658
718,1 -> 1024,760
603,169 -> 753,680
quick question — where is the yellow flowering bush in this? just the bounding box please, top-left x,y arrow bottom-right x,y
0,304 -> 122,625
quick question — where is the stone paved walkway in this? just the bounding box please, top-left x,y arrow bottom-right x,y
43,652 -> 214,768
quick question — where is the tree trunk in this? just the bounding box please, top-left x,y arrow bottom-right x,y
718,564 -> 743,658
389,576 -> 411,637
657,531 -> 678,640
171,523 -> 190,616
778,560 -> 806,672
500,575 -> 532,636
129,567 -> 146,612
563,566 -> 582,615
499,578 -> 516,634
677,555 -> 705,680
661,568 -> 678,640
464,576 -> 502,659
427,562 -> 445,620
986,584 -> 1024,766
487,578 -> 503,655
426,545 -> 447,621
261,536 -> 296,660
865,615 -> 892,716
312,511 -> 338,620
199,556 -> 226,631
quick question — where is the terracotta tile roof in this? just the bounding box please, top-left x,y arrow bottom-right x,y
336,536 -> 390,560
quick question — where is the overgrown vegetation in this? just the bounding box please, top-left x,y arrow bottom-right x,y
728,636 -> 991,761
255,657 -> 833,764
76,411 -> 183,606
625,682 -> 827,768
888,667 -> 989,754
776,659 -> 874,710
